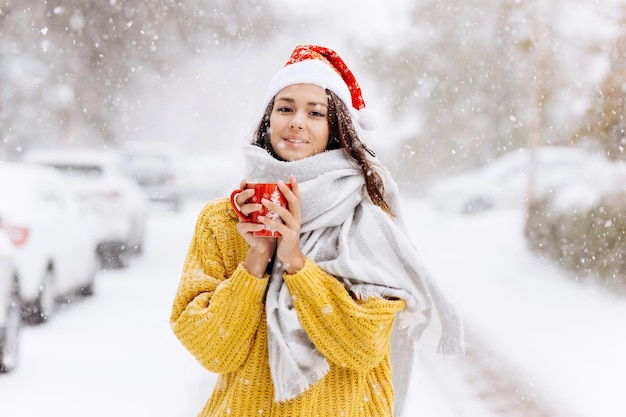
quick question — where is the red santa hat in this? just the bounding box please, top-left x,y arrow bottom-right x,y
263,45 -> 379,131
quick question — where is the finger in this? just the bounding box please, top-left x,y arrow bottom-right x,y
235,179 -> 251,206
240,202 -> 263,217
261,200 -> 300,238
277,177 -> 298,205
277,178 -> 300,214
236,221 -> 265,235
259,215 -> 289,238
236,189 -> 257,209
283,178 -> 301,225
289,175 -> 300,199
261,198 -> 290,221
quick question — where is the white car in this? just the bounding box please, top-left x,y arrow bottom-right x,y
425,146 -> 619,214
23,148 -> 148,269
120,142 -> 182,211
0,229 -> 20,373
0,162 -> 99,324
175,153 -> 242,201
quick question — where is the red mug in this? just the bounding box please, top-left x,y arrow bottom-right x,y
230,183 -> 291,237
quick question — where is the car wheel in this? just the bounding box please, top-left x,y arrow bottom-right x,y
77,268 -> 96,297
78,282 -> 94,297
98,242 -> 129,269
170,196 -> 182,213
27,266 -> 57,325
0,274 -> 21,373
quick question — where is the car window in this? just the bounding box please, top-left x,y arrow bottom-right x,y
47,164 -> 104,177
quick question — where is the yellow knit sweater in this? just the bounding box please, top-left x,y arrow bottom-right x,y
170,198 -> 406,417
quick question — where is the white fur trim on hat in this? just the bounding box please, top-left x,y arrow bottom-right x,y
263,60 -> 352,111
357,107 -> 380,131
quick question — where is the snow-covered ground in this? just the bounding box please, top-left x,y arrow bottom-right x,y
0,193 -> 624,417
405,198 -> 626,417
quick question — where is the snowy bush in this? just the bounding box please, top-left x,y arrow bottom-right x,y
571,28 -> 626,162
525,192 -> 626,293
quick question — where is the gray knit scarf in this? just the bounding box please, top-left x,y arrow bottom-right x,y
242,145 -> 464,416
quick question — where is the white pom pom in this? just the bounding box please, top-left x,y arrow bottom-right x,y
358,108 -> 380,131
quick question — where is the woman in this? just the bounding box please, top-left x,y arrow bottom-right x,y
170,45 -> 464,417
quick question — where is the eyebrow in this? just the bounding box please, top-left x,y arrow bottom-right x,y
275,97 -> 328,107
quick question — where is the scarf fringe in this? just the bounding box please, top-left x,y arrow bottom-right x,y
437,331 -> 466,356
272,361 -> 330,402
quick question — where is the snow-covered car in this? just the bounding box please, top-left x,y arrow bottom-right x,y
0,229 -> 20,373
0,162 -> 99,324
23,148 -> 148,268
175,153 -> 242,201
425,146 -> 615,214
120,142 -> 182,211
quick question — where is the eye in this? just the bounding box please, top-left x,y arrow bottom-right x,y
276,106 -> 293,113
310,110 -> 326,118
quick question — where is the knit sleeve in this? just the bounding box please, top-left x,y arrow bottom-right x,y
170,201 -> 268,373
283,258 -> 406,372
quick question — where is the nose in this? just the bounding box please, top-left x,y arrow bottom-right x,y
289,113 -> 305,130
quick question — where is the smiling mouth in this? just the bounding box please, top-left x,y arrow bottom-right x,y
283,137 -> 311,144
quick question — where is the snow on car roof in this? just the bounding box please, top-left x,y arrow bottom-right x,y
0,161 -> 63,187
0,162 -> 70,210
22,147 -> 123,168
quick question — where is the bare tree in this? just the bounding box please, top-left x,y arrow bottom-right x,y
571,4 -> 626,162
527,0 -> 555,205
362,0 -> 534,186
0,0 -> 278,157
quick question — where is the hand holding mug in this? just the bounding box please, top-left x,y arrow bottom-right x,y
230,182 -> 291,237
231,177 -> 304,275
262,177 -> 305,274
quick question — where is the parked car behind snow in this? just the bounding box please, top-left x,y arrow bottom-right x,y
0,229 -> 20,373
425,146 -> 612,214
0,162 -> 99,324
23,148 -> 148,269
175,153 -> 242,201
120,142 -> 182,212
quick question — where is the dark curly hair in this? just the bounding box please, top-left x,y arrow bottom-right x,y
251,89 -> 394,216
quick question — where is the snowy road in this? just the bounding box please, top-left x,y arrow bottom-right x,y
0,202 -> 210,416
0,201 -> 489,417
2,197 -> 619,417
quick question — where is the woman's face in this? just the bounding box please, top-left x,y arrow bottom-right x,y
269,83 -> 330,161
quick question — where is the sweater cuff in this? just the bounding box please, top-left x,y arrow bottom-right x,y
283,258 -> 329,292
227,262 -> 269,302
